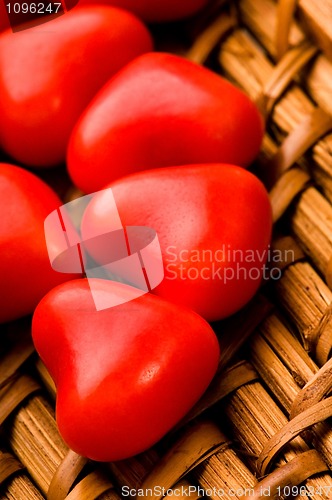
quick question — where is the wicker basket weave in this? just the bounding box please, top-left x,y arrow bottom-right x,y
2,0 -> 332,498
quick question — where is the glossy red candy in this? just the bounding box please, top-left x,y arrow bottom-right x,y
0,6 -> 152,167
67,52 -> 264,193
32,278 -> 220,461
0,163 -> 80,323
82,164 -> 272,321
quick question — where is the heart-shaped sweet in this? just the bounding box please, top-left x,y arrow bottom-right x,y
32,278 -> 220,461
67,52 -> 264,193
0,6 -> 152,167
82,164 -> 273,321
0,162 -> 80,323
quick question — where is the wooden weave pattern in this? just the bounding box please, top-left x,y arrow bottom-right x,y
1,0 -> 332,498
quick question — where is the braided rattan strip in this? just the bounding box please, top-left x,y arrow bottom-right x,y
186,12 -> 236,65
0,467 -> 44,500
297,0 -> 332,61
265,107 -> 332,187
47,450 -> 88,500
249,316 -> 332,467
249,450 -> 328,498
64,471 -> 114,500
0,375 -> 40,426
109,449 -> 216,499
192,450 -> 257,498
0,452 -> 23,487
275,261 -> 332,357
289,187 -> 332,283
257,397 -> 332,475
291,357 -> 332,418
269,236 -> 305,271
222,382 -> 332,496
275,0 -> 299,60
256,41 -> 317,120
315,319 -> 332,366
140,421 -> 229,500
269,167 -> 310,222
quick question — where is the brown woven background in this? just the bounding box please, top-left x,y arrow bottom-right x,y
1,0 -> 332,498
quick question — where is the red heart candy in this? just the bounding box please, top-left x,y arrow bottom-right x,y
32,278 -> 220,461
0,6 -> 152,167
0,162 -> 79,323
82,164 -> 273,321
67,52 -> 264,193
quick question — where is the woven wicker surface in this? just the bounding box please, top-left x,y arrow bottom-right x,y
1,0 -> 332,498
